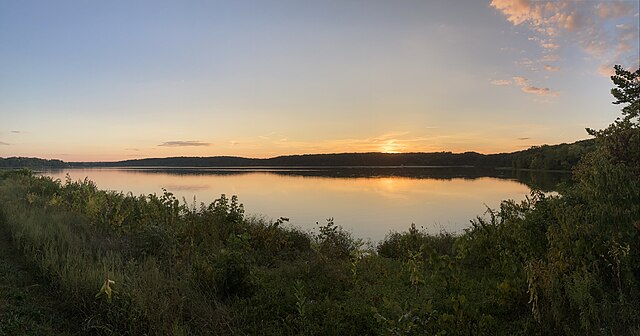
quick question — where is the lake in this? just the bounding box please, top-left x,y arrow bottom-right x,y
39,167 -> 570,241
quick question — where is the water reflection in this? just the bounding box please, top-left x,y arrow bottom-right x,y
39,167 -> 570,241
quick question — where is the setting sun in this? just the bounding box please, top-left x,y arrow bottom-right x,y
379,140 -> 403,154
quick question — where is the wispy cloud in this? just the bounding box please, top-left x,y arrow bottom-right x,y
521,86 -> 558,97
10,130 -> 21,134
372,131 -> 410,142
0,141 -> 10,146
490,79 -> 512,86
517,137 -> 531,140
541,54 -> 560,62
125,148 -> 140,151
158,141 -> 211,147
512,76 -> 529,86
543,65 -> 560,72
514,76 -> 558,96
492,75 -> 559,97
491,0 -> 639,75
597,64 -> 616,77
596,2 -> 635,19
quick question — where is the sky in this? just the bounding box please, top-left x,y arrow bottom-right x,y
1,0 -> 639,161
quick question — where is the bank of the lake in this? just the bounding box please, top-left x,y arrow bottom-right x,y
37,167 -> 571,241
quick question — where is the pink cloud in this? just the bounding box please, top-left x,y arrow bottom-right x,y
597,64 -> 616,77
491,0 -> 639,76
158,141 -> 211,147
512,76 -> 529,86
541,54 -> 561,62
544,65 -> 560,72
490,79 -> 512,86
493,75 -> 559,97
521,86 -> 558,97
596,2 -> 634,19
490,0 -> 535,25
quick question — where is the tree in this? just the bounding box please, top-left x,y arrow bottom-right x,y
611,65 -> 640,124
586,65 -> 640,175
525,64 -> 640,334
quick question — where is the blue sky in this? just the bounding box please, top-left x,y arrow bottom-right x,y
1,0 -> 638,160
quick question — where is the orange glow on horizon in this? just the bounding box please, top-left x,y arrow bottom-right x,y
379,140 -> 403,154
21,143 -> 543,162
4,132 -> 565,162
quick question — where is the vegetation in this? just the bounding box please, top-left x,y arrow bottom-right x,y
2,143 -> 596,173
71,142 -> 594,171
0,228 -> 77,335
0,66 -> 637,335
508,139 -> 595,171
0,157 -> 67,168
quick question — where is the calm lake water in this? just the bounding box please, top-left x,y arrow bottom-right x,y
39,167 -> 570,241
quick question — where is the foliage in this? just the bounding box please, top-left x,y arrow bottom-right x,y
508,140 -> 596,171
0,157 -> 66,168
4,143 -> 596,172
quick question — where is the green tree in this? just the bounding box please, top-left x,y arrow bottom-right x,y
610,65 -> 640,124
586,65 -> 640,175
524,65 -> 640,335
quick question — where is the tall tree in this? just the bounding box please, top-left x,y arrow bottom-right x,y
586,65 -> 640,175
611,65 -> 640,125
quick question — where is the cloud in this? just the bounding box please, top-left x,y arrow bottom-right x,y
512,76 -> 529,86
541,42 -> 559,50
495,76 -> 559,97
490,0 -> 587,31
372,131 -> 410,142
517,58 -> 534,65
491,0 -> 640,76
10,130 -> 20,134
544,65 -> 560,72
517,137 -> 531,140
0,141 -> 10,146
490,0 -> 536,26
158,141 -> 211,147
529,36 -> 561,50
596,2 -> 634,19
258,132 -> 278,140
125,148 -> 140,151
597,63 -> 616,77
541,54 -> 560,62
490,79 -> 512,86
521,86 -> 558,97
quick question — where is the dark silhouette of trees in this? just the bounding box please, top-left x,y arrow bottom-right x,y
587,65 -> 640,175
0,157 -> 66,168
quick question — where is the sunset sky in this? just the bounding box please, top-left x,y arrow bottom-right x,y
1,0 -> 639,161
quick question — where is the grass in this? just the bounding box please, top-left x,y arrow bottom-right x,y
0,227 -> 78,336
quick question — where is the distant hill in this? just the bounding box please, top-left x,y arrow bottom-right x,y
75,152 -> 499,168
2,139 -> 596,171
0,157 -> 67,168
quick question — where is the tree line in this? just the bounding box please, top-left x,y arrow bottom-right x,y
2,139 -> 595,171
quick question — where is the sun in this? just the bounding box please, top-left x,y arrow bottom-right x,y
379,140 -> 402,154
